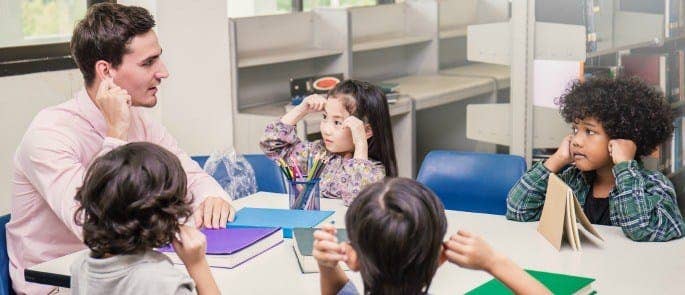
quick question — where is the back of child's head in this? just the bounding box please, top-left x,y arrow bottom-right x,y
557,76 -> 675,158
345,178 -> 447,295
328,80 -> 398,177
74,142 -> 192,258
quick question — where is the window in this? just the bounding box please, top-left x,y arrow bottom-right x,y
227,0 -> 294,18
0,0 -> 109,77
0,0 -> 87,48
227,0 -> 390,18
303,0 -> 379,11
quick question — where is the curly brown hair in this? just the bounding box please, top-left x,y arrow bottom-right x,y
557,76 -> 675,158
74,142 -> 192,258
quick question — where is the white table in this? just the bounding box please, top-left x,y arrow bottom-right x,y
26,192 -> 685,294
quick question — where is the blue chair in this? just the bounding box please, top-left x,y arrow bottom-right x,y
1,214 -> 13,295
191,154 -> 286,194
416,150 -> 526,215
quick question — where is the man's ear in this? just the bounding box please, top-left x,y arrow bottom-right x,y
343,243 -> 361,271
94,60 -> 113,81
364,123 -> 373,140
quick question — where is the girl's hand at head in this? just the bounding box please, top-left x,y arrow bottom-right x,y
443,230 -> 502,272
342,116 -> 368,147
300,94 -> 327,114
171,225 -> 208,268
313,224 -> 347,269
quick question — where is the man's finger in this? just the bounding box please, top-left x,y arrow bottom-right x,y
193,202 -> 204,228
219,202 -> 229,228
203,199 -> 212,228
211,199 -> 222,228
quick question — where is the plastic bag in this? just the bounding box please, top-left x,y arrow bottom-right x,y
202,148 -> 257,200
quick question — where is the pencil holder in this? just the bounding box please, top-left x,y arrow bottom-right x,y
287,178 -> 320,210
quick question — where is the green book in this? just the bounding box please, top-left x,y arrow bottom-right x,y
466,270 -> 596,295
292,227 -> 348,273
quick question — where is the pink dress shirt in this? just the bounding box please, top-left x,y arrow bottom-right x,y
7,89 -> 229,294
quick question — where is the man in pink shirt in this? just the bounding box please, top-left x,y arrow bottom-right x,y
7,4 -> 235,294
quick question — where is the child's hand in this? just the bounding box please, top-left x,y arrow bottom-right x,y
282,94 -> 327,125
608,139 -> 637,164
299,94 -> 327,114
545,135 -> 573,173
443,230 -> 503,272
312,224 -> 347,269
171,225 -> 208,268
342,116 -> 368,146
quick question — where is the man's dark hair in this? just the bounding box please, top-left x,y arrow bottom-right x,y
74,142 -> 192,258
346,178 -> 447,294
557,76 -> 675,158
70,3 -> 155,86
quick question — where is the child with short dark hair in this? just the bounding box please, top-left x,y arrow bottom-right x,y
71,142 -> 220,295
507,77 -> 685,242
313,178 -> 549,295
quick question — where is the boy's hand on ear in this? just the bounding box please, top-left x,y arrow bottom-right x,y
95,78 -> 131,141
313,224 -> 347,269
172,225 -> 208,268
609,139 -> 637,164
443,230 -> 503,273
545,135 -> 573,173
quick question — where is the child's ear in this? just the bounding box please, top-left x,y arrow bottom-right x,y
438,244 -> 448,266
343,243 -> 361,271
364,123 -> 373,140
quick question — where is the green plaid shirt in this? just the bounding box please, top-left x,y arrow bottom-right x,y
506,160 -> 685,242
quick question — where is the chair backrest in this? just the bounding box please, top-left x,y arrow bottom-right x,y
416,150 -> 526,215
0,214 -> 12,295
191,154 -> 286,194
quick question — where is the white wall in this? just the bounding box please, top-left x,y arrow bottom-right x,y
0,0 -> 234,214
156,0 -> 234,155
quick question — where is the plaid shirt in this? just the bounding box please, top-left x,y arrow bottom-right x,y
506,160 -> 685,242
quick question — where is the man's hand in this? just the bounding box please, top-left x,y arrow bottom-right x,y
193,196 -> 235,229
95,78 -> 131,140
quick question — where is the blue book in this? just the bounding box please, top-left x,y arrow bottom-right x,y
228,207 -> 334,238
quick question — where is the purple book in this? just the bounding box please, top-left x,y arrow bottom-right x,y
159,227 -> 283,268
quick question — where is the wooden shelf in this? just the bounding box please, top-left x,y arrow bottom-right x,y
440,63 -> 510,89
383,74 -> 494,111
439,26 -> 467,39
352,34 -> 433,52
238,47 -> 343,68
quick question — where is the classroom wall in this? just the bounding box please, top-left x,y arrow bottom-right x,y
0,0 -> 233,215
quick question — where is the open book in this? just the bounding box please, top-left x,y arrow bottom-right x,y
537,173 -> 604,251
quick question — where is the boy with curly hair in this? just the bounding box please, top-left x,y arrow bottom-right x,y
507,77 -> 684,242
71,142 -> 220,294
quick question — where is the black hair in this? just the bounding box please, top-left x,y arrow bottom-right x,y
346,178 -> 447,294
74,142 -> 192,258
557,76 -> 675,158
328,80 -> 398,177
